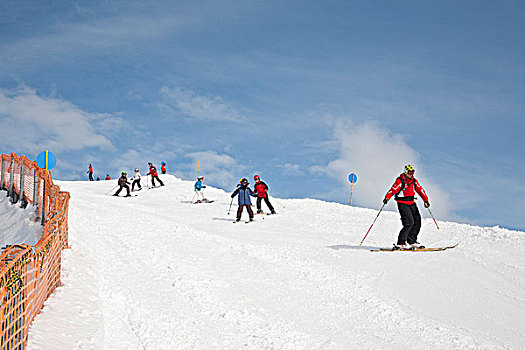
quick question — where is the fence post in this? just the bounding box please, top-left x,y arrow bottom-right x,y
9,158 -> 15,203
19,164 -> 27,208
33,169 -> 39,206
0,158 -> 5,191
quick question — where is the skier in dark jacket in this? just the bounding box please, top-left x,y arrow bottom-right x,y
231,178 -> 257,222
147,162 -> 164,187
383,165 -> 430,249
113,171 -> 131,197
253,175 -> 276,214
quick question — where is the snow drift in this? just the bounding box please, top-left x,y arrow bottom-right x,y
25,175 -> 524,349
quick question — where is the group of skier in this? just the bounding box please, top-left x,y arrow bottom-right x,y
102,159 -> 433,248
193,175 -> 276,222
112,162 -> 165,197
88,162 -> 167,183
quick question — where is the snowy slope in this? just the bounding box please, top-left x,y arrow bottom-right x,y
26,175 -> 524,349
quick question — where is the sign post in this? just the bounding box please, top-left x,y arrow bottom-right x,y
36,151 -> 57,225
348,172 -> 358,205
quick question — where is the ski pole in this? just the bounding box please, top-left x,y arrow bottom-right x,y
190,192 -> 197,204
427,207 -> 440,230
271,196 -> 285,209
227,197 -> 233,215
105,185 -> 119,195
360,203 -> 386,246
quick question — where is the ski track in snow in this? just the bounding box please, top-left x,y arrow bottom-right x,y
25,175 -> 524,349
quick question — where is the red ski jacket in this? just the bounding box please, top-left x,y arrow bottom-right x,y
161,164 -> 166,172
254,181 -> 269,198
385,174 -> 428,205
148,166 -> 158,177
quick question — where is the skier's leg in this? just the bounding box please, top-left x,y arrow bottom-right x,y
131,181 -> 136,191
264,197 -> 275,213
397,202 -> 414,245
114,185 -> 123,196
158,176 -> 164,186
407,204 -> 422,244
256,197 -> 262,213
246,205 -> 254,219
125,184 -> 131,196
151,176 -> 157,187
236,205 -> 244,221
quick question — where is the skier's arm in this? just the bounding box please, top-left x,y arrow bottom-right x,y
414,179 -> 429,204
384,178 -> 402,201
231,188 -> 240,198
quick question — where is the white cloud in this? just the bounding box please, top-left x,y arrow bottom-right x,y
159,87 -> 244,122
0,86 -> 120,154
182,150 -> 243,189
313,119 -> 452,219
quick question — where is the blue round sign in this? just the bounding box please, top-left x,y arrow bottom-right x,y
36,151 -> 57,170
348,173 -> 358,184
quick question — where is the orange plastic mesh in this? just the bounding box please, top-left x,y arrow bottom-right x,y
0,153 -> 69,349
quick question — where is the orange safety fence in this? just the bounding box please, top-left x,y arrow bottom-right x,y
0,153 -> 69,350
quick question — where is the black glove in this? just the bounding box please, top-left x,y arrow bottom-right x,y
383,198 -> 389,205
231,194 -> 235,198
203,186 -> 206,188
424,201 -> 430,208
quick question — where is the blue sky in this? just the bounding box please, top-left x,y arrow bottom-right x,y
1,0 -> 524,230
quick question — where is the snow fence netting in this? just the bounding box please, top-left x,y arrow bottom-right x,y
0,153 -> 70,350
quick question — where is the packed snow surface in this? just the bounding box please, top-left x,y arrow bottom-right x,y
0,192 -> 41,249
26,175 -> 524,349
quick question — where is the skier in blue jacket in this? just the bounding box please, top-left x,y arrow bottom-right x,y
231,178 -> 257,222
194,176 -> 207,203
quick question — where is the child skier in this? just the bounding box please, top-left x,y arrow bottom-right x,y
253,175 -> 276,214
113,171 -> 131,197
383,165 -> 430,249
161,162 -> 167,174
131,168 -> 142,191
231,178 -> 257,222
105,174 -> 111,180
147,162 -> 164,187
194,176 -> 207,203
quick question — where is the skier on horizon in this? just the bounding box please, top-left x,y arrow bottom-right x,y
113,171 -> 131,197
231,178 -> 257,222
87,164 -> 94,181
383,164 -> 430,249
105,174 -> 111,180
253,175 -> 276,214
131,168 -> 142,191
161,162 -> 167,174
194,176 -> 207,203
147,162 -> 164,187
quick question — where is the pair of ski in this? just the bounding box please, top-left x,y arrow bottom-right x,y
233,219 -> 255,224
370,244 -> 458,252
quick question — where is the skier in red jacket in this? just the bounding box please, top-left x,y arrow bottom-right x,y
87,164 -> 94,181
253,175 -> 276,214
147,162 -> 164,187
383,165 -> 430,249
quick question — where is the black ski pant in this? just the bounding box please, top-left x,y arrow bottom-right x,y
151,175 -> 164,187
256,197 -> 275,212
397,202 -> 421,245
114,184 -> 130,196
237,205 -> 254,220
88,172 -> 94,181
131,179 -> 142,191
